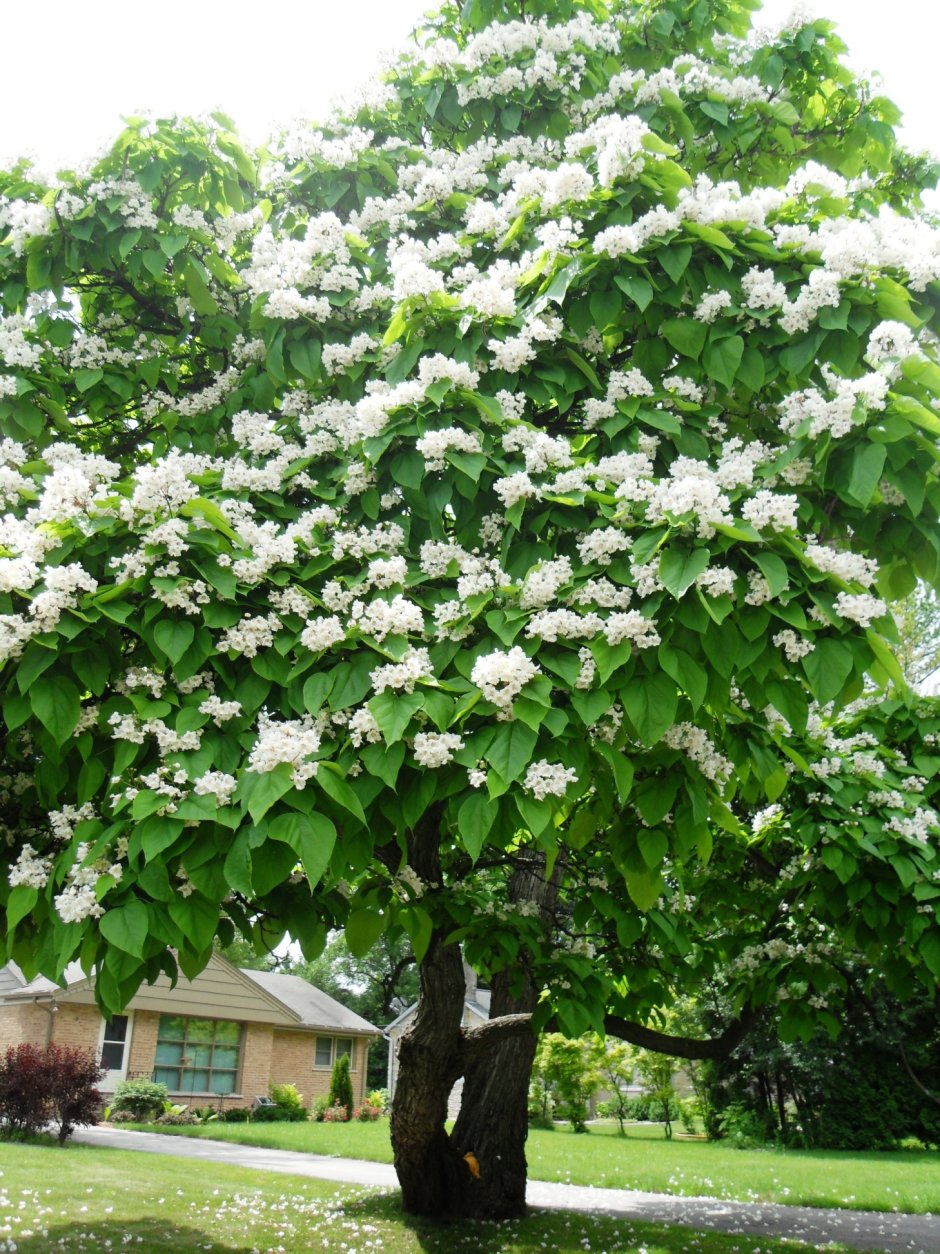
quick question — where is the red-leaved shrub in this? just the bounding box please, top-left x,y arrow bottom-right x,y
0,1043 -> 103,1143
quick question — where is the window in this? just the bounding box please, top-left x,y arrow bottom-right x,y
152,1015 -> 242,1095
100,1016 -> 129,1070
314,1036 -> 354,1069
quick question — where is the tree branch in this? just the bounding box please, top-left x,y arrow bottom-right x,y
460,1014 -> 535,1067
601,1004 -> 758,1061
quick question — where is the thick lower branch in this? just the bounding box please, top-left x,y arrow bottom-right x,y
602,1004 -> 757,1061
460,1013 -> 535,1067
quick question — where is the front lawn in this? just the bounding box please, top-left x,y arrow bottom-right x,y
0,1141 -> 867,1253
124,1118 -> 940,1214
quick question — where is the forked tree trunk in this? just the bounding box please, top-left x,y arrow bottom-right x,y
389,835 -> 559,1220
449,967 -> 538,1218
447,852 -> 561,1218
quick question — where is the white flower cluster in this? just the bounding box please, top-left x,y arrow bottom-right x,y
193,771 -> 238,805
416,427 -> 483,472
247,713 -> 322,787
773,630 -> 815,663
523,759 -> 578,800
662,722 -> 732,782
833,592 -> 887,628
8,843 -> 52,889
805,544 -> 878,588
413,731 -> 464,768
54,842 -> 123,925
471,647 -> 540,717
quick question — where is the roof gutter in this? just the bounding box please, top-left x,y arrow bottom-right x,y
32,995 -> 58,1046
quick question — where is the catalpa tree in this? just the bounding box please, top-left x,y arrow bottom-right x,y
1,0 -> 939,1220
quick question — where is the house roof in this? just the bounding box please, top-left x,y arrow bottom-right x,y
239,969 -> 379,1036
0,956 -> 377,1035
385,987 -> 490,1034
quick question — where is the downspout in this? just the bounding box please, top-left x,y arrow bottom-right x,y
33,996 -> 58,1046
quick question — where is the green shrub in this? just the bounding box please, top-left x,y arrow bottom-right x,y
367,1089 -> 388,1112
109,1079 -> 168,1122
327,1053 -> 354,1119
311,1096 -> 329,1122
155,1110 -> 199,1125
221,1107 -> 251,1123
269,1082 -> 307,1119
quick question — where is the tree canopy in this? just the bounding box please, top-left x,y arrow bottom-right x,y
1,0 -> 939,1217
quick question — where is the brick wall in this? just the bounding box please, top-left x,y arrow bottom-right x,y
270,1032 -> 373,1108
0,1002 -> 51,1049
52,1003 -> 100,1052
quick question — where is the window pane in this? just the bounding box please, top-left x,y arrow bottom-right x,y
210,1070 -> 237,1095
101,1042 -> 124,1069
155,1042 -> 183,1066
188,1069 -> 210,1091
213,1021 -> 240,1044
336,1038 -> 353,1060
315,1039 -> 332,1067
188,1044 -> 212,1067
212,1046 -> 238,1069
187,1019 -> 215,1043
153,1067 -> 180,1088
103,1016 -> 128,1044
158,1016 -> 186,1041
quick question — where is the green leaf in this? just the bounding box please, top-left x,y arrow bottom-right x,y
368,691 -> 422,743
614,273 -> 654,312
315,764 -> 367,823
6,885 -> 37,930
657,645 -> 707,711
846,443 -> 887,508
803,639 -> 854,703
625,867 -> 663,911
29,675 -> 80,745
457,791 -> 497,862
702,334 -> 744,388
269,810 -> 337,889
169,894 -> 218,954
594,742 -> 634,803
239,765 -> 295,824
659,547 -> 709,598
100,900 -> 150,958
752,552 -> 789,598
179,498 -> 239,543
361,741 -> 405,787
75,368 -> 104,393
399,905 -> 433,964
621,672 -> 677,745
346,907 -> 385,957
182,257 -> 219,316
638,827 -> 668,870
660,318 -> 707,360
484,721 -> 537,783
153,619 -> 195,666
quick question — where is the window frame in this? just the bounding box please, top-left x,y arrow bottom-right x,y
152,1014 -> 244,1096
313,1035 -> 356,1070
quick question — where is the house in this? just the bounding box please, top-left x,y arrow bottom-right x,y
385,963 -> 489,1118
0,952 -> 379,1111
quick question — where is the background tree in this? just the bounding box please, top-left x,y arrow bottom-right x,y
0,0 -> 939,1223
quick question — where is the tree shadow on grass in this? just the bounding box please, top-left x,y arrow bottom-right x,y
14,1217 -> 259,1252
340,1191 -> 839,1254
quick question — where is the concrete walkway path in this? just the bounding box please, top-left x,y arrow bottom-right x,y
73,1126 -> 939,1254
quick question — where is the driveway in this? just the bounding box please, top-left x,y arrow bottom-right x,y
73,1126 -> 939,1254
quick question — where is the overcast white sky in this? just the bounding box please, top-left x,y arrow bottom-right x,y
0,0 -> 936,170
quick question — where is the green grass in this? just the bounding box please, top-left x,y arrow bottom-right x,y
127,1118 -> 940,1214
0,1141 -> 869,1253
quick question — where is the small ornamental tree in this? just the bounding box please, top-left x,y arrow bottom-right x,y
0,0 -> 939,1221
0,1043 -> 103,1143
327,1052 -> 355,1118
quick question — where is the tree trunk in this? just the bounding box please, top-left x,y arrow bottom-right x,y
389,813 -> 471,1216
449,851 -> 562,1219
390,922 -> 470,1215
449,967 -> 538,1218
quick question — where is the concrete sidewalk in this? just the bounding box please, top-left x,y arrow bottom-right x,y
73,1125 -> 940,1254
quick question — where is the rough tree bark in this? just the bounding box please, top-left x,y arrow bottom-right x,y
388,812 -> 470,1216
448,851 -> 562,1219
